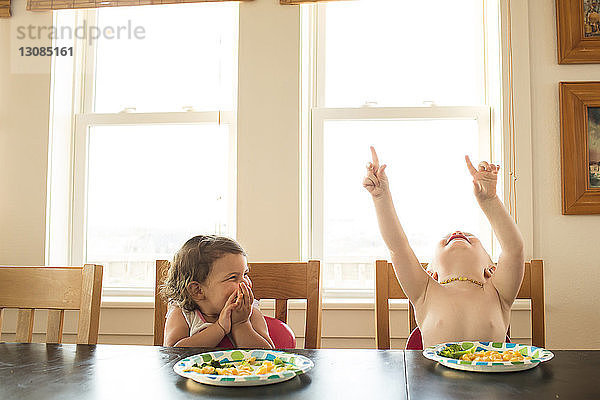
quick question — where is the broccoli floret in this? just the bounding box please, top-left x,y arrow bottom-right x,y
439,344 -> 472,359
192,360 -> 224,368
273,358 -> 285,366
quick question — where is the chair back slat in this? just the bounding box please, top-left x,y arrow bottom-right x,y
517,264 -> 531,298
388,282 -> 407,299
154,260 -> 323,349
76,265 -> 103,345
275,299 -> 288,323
248,263 -> 310,300
375,260 -> 391,349
46,310 -> 65,343
16,309 -> 35,342
153,260 -> 169,346
408,302 -> 417,333
375,259 -> 546,349
304,260 -> 322,349
0,267 -> 84,309
529,260 -> 545,347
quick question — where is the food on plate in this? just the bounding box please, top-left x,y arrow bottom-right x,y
183,356 -> 298,376
438,344 -> 475,359
438,344 -> 532,362
460,350 -> 531,362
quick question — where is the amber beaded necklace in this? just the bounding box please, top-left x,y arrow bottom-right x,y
439,276 -> 484,288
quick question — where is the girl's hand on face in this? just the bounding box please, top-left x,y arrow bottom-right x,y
231,282 -> 253,327
243,273 -> 252,289
217,290 -> 239,334
465,156 -> 499,202
363,146 -> 389,199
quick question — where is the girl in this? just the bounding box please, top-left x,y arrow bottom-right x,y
363,147 -> 524,348
161,235 -> 274,348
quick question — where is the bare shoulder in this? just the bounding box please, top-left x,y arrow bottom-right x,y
389,252 -> 430,306
164,306 -> 190,346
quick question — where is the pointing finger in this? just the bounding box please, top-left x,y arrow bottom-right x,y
465,155 -> 478,177
370,146 -> 380,170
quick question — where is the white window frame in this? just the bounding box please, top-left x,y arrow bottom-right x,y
302,2 -> 508,299
311,106 -> 493,299
311,105 -> 494,258
51,9 -> 237,297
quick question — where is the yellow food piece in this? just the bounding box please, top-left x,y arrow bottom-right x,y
183,367 -> 204,373
200,366 -> 215,374
460,349 -> 532,362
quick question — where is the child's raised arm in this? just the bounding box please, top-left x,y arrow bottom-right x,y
363,146 -> 429,305
465,156 -> 525,307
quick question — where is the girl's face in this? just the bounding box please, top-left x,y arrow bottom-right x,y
431,231 -> 493,282
198,253 -> 251,317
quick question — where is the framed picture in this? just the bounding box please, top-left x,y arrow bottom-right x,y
560,82 -> 600,214
556,0 -> 600,64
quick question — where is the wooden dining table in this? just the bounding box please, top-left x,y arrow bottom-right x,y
1,343 -> 598,399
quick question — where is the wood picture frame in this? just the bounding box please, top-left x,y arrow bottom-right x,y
559,82 -> 600,214
556,0 -> 600,64
0,0 -> 11,18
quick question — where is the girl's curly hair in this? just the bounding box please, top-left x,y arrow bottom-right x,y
159,235 -> 246,312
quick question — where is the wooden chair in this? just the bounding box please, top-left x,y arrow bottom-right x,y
154,260 -> 323,349
154,260 -> 169,346
375,259 -> 545,349
0,264 -> 103,344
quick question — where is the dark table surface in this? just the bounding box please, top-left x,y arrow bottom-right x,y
0,343 -> 598,400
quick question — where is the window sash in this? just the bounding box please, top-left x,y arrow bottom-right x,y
310,106 -> 495,296
71,112 -> 237,269
62,8 -> 238,293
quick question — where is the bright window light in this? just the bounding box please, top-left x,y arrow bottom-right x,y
86,124 -> 231,288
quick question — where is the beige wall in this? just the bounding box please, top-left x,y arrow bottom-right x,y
0,0 -> 51,266
237,0 -> 301,261
528,1 -> 600,349
0,0 -> 598,349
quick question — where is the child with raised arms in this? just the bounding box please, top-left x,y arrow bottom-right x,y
363,146 -> 524,348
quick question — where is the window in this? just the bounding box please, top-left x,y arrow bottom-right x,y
48,3 -> 238,295
304,0 -> 503,296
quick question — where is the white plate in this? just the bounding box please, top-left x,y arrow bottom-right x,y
422,341 -> 554,373
173,349 -> 314,386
